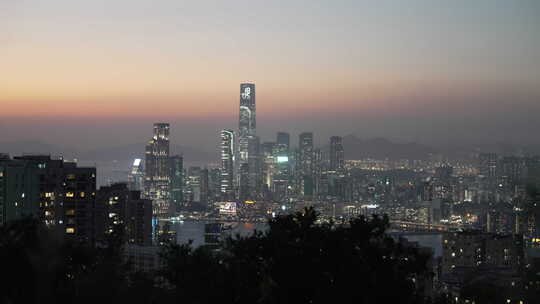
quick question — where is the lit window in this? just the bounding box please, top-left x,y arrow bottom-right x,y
66,209 -> 75,216
66,228 -> 75,234
66,192 -> 74,198
80,192 -> 85,197
451,252 -> 456,257
67,174 -> 76,180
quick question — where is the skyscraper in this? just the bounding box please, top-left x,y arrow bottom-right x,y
248,136 -> 262,197
239,83 -> 256,138
276,132 -> 290,152
169,155 -> 183,213
220,129 -> 235,199
238,83 -> 256,165
299,132 -> 314,196
186,166 -> 202,204
127,158 -> 144,191
329,136 -> 345,171
144,123 -> 170,217
237,83 -> 259,200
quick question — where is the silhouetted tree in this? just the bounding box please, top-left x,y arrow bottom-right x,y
1,208 -> 436,304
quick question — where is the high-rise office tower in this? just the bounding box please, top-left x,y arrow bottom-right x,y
200,168 -> 209,207
169,155 -> 183,213
127,158 -> 144,191
237,83 -> 260,200
144,123 -> 171,217
272,132 -> 291,201
220,129 -> 235,199
329,136 -> 345,171
276,132 -> 290,152
185,166 -> 202,204
299,132 -> 314,196
208,168 -> 222,203
261,142 -> 276,194
248,136 -> 262,198
238,83 -> 256,165
239,83 -> 256,138
238,163 -> 250,201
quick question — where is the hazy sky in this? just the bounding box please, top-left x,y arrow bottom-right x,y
1,0 -> 539,151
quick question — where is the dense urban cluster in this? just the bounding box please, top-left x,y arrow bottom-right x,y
1,83 -> 540,303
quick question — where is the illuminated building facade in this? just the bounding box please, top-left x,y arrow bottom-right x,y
96,183 -> 152,246
237,83 -> 260,200
238,83 -> 256,166
220,129 -> 235,199
441,231 -> 524,275
12,155 -> 97,245
127,158 -> 144,191
144,123 -> 171,217
247,135 -> 262,198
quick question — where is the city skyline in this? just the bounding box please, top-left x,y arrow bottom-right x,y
1,1 -> 540,150
2,2 -> 540,302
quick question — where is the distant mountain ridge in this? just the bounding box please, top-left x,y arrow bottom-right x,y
2,138 -> 537,164
0,141 -> 215,162
340,135 -> 438,160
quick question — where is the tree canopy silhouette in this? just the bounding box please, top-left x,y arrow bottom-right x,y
1,208 -> 435,304
161,207 -> 432,304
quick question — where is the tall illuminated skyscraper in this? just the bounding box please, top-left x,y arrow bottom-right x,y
220,129 -> 235,199
144,123 -> 171,217
239,83 -> 256,138
237,83 -> 259,199
238,83 -> 256,165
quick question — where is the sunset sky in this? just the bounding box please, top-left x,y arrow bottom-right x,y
1,0 -> 539,151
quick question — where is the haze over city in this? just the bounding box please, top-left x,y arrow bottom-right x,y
2,0 -> 540,153
3,1 -> 540,303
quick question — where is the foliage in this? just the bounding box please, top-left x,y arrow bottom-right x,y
1,209 -> 435,304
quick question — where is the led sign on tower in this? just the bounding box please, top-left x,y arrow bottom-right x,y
241,86 -> 251,99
